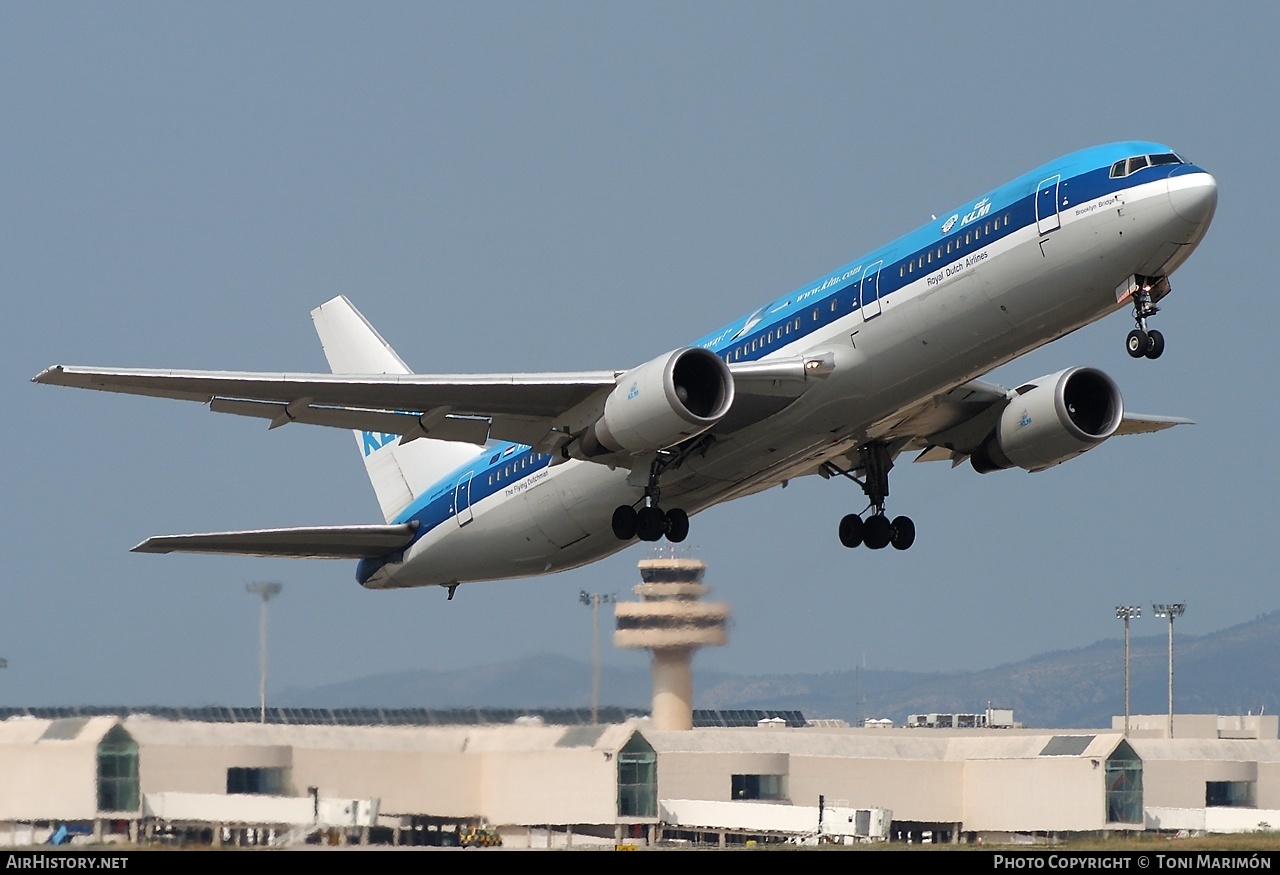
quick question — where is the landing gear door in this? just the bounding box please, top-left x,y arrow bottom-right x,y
859,260 -> 884,321
454,471 -> 475,526
1036,174 -> 1061,235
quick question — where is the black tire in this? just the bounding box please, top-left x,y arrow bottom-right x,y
1126,329 -> 1148,358
890,516 -> 916,550
636,506 -> 666,542
863,514 -> 892,550
838,514 -> 864,548
1145,329 -> 1165,359
611,505 -> 638,540
664,508 -> 690,543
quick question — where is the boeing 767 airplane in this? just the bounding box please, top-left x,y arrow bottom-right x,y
35,142 -> 1217,598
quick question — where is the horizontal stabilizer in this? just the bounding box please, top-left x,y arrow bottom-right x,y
132,523 -> 418,559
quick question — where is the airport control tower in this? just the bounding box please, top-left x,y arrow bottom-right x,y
614,555 -> 729,731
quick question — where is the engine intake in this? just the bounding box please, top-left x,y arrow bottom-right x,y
574,348 -> 734,458
971,367 -> 1124,473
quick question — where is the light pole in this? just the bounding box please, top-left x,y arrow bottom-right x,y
579,591 -> 615,724
246,582 -> 282,723
1152,603 -> 1185,738
1116,606 -> 1141,737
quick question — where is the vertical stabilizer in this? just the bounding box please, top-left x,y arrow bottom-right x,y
311,296 -> 484,523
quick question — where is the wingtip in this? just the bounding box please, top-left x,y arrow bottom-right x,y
31,365 -> 64,384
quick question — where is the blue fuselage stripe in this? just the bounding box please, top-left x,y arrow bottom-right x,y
374,142 -> 1195,564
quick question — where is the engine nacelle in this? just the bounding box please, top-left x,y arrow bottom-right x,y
971,367 -> 1124,473
574,347 -> 734,457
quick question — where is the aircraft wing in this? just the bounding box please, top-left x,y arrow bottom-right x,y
891,379 -> 1193,467
131,523 -> 419,558
34,354 -> 834,453
34,364 -> 621,449
1112,413 -> 1196,435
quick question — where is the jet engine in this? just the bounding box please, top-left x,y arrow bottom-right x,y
573,347 -> 734,458
970,367 -> 1124,473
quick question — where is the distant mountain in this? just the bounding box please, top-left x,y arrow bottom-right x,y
279,653 -> 652,710
278,610 -> 1280,729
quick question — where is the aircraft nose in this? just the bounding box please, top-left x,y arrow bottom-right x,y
1167,171 -> 1218,227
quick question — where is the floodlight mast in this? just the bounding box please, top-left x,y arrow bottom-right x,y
1152,603 -> 1185,738
579,591 -> 615,724
1116,606 -> 1142,737
246,582 -> 282,724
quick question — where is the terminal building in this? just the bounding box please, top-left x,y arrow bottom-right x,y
2,558 -> 1277,848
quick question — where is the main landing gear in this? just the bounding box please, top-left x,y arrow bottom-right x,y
825,442 -> 916,551
1125,278 -> 1165,360
611,455 -> 690,543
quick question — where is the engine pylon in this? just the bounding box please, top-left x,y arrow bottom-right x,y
613,554 -> 729,731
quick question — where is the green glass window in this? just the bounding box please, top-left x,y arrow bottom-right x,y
617,733 -> 656,818
97,725 -> 139,812
1105,740 -> 1143,824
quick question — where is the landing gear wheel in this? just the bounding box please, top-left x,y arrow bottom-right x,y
838,514 -> 864,548
1126,329 -> 1149,358
664,508 -> 689,543
1145,329 -> 1165,360
611,505 -> 638,540
890,516 -> 916,551
635,506 -> 666,542
863,514 -> 892,550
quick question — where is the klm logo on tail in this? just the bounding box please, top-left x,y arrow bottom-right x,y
362,431 -> 398,456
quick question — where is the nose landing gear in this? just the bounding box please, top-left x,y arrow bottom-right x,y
826,442 -> 916,551
1124,276 -> 1167,360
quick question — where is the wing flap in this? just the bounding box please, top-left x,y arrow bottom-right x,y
132,523 -> 419,559
209,398 -> 494,444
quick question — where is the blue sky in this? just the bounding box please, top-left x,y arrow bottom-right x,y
4,2 -> 1276,707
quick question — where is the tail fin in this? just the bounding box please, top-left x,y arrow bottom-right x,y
311,296 -> 485,522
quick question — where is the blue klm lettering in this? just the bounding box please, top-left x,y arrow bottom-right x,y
362,431 -> 398,456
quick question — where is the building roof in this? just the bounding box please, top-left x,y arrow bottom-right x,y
646,727 -> 1132,762
0,715 -> 120,748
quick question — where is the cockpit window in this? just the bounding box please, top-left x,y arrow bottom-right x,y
1110,152 -> 1185,178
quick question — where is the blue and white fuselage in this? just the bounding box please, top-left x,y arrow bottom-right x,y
35,141 -> 1217,593
359,141 -> 1215,589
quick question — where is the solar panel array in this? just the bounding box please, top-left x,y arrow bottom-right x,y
0,706 -> 808,728
693,709 -> 807,728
